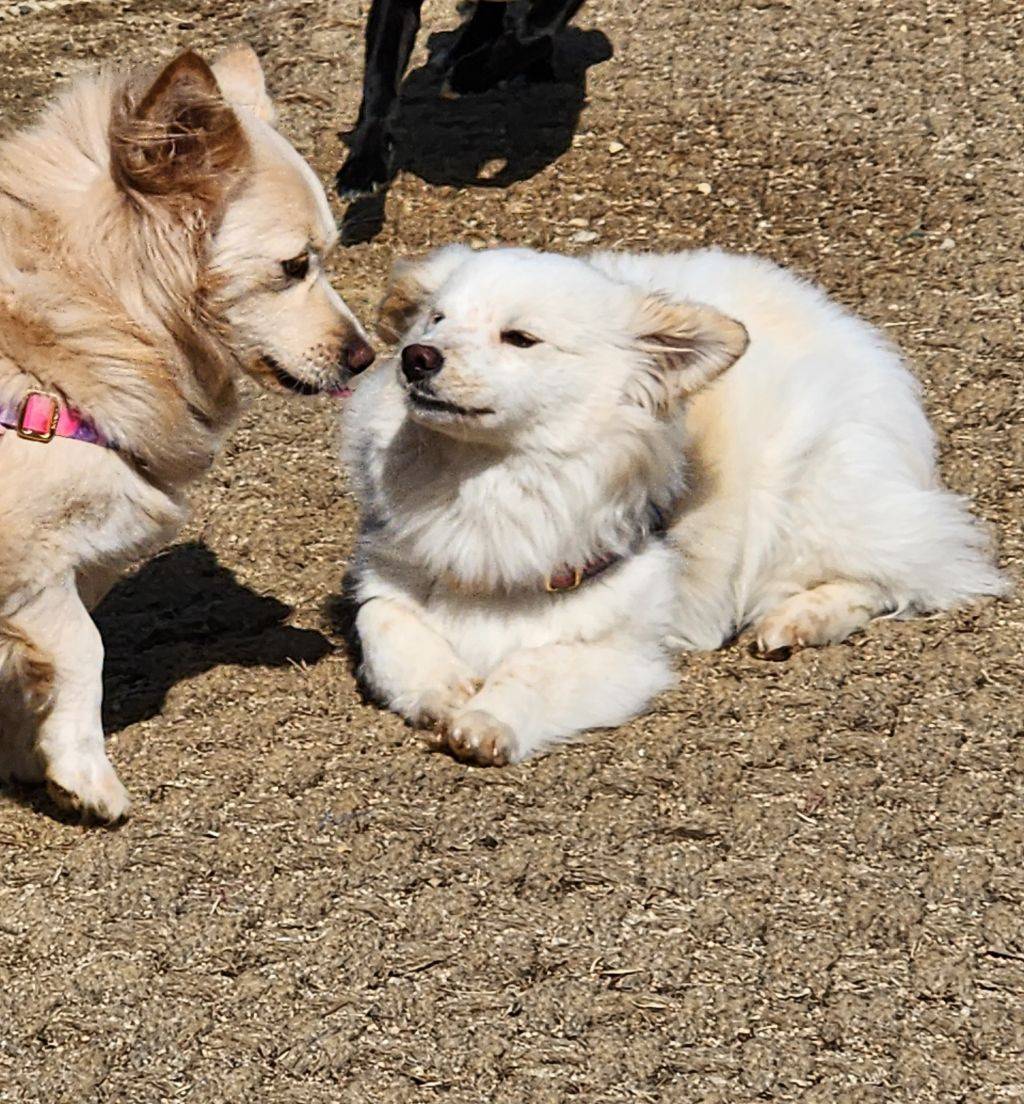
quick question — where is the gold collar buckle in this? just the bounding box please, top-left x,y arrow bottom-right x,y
17,390 -> 60,443
545,566 -> 583,593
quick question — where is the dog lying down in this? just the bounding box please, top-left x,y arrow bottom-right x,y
0,47 -> 373,821
343,244 -> 1006,766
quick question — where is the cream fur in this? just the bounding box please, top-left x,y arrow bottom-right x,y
343,245 -> 1006,765
0,47 -> 370,820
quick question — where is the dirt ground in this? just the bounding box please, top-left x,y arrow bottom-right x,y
1,0 -> 1022,1100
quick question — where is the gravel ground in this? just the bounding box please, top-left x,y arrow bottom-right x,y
0,1 -> 1021,1101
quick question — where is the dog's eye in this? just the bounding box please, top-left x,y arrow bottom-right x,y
501,330 -> 539,349
281,252 -> 310,281
430,311 -> 445,325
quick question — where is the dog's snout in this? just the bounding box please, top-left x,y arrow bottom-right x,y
401,343 -> 444,384
344,336 -> 376,375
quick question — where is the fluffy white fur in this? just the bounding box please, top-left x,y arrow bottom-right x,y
342,245 -> 1006,766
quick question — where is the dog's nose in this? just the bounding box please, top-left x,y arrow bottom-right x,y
401,343 -> 444,384
344,336 -> 376,374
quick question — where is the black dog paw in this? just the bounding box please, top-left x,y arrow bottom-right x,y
335,143 -> 393,201
445,34 -> 554,96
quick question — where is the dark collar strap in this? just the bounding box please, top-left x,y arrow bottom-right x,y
438,502 -> 672,598
543,501 -> 671,594
545,550 -> 621,592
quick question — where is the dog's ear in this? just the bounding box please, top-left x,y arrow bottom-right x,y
626,294 -> 748,413
212,44 -> 277,126
377,245 -> 474,343
111,50 -> 248,210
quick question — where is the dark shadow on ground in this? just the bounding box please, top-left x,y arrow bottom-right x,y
322,574 -> 367,678
340,25 -> 613,244
322,575 -> 397,713
96,542 -> 333,733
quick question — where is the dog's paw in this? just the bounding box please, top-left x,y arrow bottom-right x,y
445,35 -> 553,96
335,145 -> 392,201
752,614 -> 803,661
405,675 -> 480,728
46,755 -> 130,824
755,598 -> 834,659
754,583 -> 887,660
755,587 -> 868,660
438,709 -> 518,767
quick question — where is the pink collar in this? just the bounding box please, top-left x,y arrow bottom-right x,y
0,390 -> 116,449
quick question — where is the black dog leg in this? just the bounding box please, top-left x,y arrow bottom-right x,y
520,0 -> 586,37
445,0 -> 586,96
435,0 -> 508,72
336,0 -> 425,199
518,0 -> 587,79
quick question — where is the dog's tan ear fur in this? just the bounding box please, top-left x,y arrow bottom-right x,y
212,44 -> 276,125
377,244 -> 474,343
627,294 -> 748,413
377,258 -> 426,344
110,50 -> 248,209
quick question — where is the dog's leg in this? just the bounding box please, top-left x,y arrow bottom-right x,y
0,619 -> 53,784
753,580 -> 894,660
445,0 -> 585,94
435,1 -> 507,72
357,597 -> 479,728
7,577 -> 129,822
0,693 -> 40,782
336,0 -> 425,199
0,718 -> 45,786
77,564 -> 122,612
441,639 -> 673,766
520,0 -> 587,37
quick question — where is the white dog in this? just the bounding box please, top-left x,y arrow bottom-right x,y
342,245 -> 1005,766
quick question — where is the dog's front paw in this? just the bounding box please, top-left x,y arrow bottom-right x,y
439,709 -> 518,767
335,143 -> 393,200
46,755 -> 130,824
404,675 -> 480,728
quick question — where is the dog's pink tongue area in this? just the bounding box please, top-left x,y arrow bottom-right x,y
328,386 -> 353,398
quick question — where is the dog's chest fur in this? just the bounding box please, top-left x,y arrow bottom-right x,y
347,368 -> 682,596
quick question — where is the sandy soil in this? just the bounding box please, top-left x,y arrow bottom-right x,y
0,1 -> 1022,1101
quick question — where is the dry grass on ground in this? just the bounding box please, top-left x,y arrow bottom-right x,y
0,1 -> 1021,1100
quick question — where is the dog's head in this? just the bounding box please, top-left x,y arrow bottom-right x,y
109,47 -> 373,399
377,246 -> 747,447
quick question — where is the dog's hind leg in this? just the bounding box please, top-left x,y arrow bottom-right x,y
0,619 -> 54,784
435,1 -> 507,71
753,580 -> 895,660
445,0 -> 585,93
6,577 -> 129,822
440,637 -> 673,766
520,0 -> 587,37
336,0 -> 425,199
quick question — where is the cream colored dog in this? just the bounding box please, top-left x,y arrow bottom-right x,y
0,47 -> 373,820
342,245 -> 1005,766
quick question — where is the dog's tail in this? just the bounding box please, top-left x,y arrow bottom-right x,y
875,486 -> 1011,614
0,618 -> 55,715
